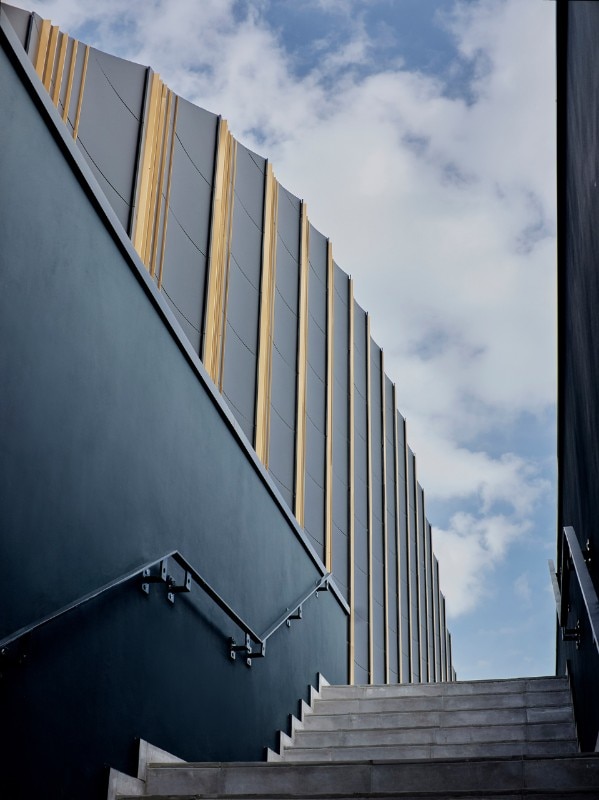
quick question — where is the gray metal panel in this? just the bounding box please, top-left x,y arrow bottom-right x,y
331,268 -> 349,600
3,4 -> 30,47
270,346 -> 297,428
354,568 -> 369,677
398,414 -> 410,682
221,321 -> 258,442
226,252 -> 261,345
165,107 -> 215,252
385,377 -> 399,682
234,143 -> 265,230
160,104 -> 216,356
268,401 -> 295,508
175,98 -> 218,190
332,282 -> 350,599
272,268 -> 299,366
221,142 -> 264,441
277,185 -> 301,252
426,521 -> 435,680
353,301 -> 369,680
369,340 -> 385,684
163,292 -> 201,355
77,48 -> 145,230
407,448 -> 420,682
417,484 -> 428,680
304,419 -> 325,555
433,556 -> 442,682
161,218 -> 205,355
303,223 -> 327,557
332,523 -> 349,598
25,11 -> 42,58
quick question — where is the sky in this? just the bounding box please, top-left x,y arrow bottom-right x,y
16,0 -> 557,680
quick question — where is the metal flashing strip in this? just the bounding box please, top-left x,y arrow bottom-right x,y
324,241 -> 334,572
366,315 -> 374,684
0,9 -> 350,619
348,281 -> 356,683
204,117 -> 237,388
255,162 -> 279,466
381,353 -> 390,684
294,202 -> 310,526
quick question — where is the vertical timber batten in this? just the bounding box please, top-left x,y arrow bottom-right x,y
148,87 -> 172,277
348,279 -> 356,684
324,241 -> 335,571
132,72 -> 164,265
72,44 -> 89,142
51,32 -> 68,106
203,118 -> 237,388
366,315 -> 374,684
157,95 -> 179,289
381,353 -> 390,683
33,18 -> 51,78
294,202 -> 310,526
255,162 -> 279,466
62,38 -> 78,124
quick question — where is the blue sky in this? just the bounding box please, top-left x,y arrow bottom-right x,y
19,0 -> 557,680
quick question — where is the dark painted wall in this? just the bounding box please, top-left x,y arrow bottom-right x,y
0,25 -> 347,800
557,0 -> 599,751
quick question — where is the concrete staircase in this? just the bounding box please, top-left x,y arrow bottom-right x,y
116,676 -> 599,799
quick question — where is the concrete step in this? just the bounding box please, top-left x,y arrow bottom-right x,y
124,795 -> 599,800
319,676 -> 569,701
312,690 -> 572,715
282,738 -> 580,761
301,704 -> 575,731
291,720 -> 577,749
138,754 -> 599,797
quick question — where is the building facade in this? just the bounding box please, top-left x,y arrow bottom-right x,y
0,4 -> 453,798
555,0 -> 599,754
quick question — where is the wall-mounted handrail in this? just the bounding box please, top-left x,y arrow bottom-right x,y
549,526 -> 599,654
260,573 -> 329,645
0,550 -> 331,667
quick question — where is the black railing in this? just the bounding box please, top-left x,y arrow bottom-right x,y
0,551 -> 331,667
549,526 -> 599,653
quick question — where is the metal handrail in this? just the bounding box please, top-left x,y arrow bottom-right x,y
549,526 -> 599,653
0,550 -> 330,667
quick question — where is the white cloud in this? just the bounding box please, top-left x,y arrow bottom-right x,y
514,572 -> 532,605
433,513 -> 531,615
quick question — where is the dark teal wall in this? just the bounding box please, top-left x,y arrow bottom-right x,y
0,19 -> 347,799
557,0 -> 599,752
